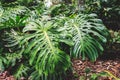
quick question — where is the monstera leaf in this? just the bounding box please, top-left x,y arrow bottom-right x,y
21,20 -> 71,79
64,14 -> 109,61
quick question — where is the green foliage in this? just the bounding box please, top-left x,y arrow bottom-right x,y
5,53 -> 22,67
80,69 -> 109,80
0,0 -> 36,6
3,29 -> 23,51
90,72 -> 108,80
84,0 -> 120,30
30,70 -> 67,80
22,20 -> 71,76
64,14 -> 109,61
14,64 -> 29,79
49,4 -> 75,17
0,52 -> 22,72
0,55 -> 6,72
112,31 -> 120,43
3,20 -> 71,79
0,5 -> 28,30
0,1 -> 110,80
17,0 -> 33,5
1,16 -> 27,30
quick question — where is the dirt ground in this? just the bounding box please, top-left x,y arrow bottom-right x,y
70,47 -> 120,80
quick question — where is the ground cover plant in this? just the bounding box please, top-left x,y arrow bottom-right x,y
0,0 -> 119,80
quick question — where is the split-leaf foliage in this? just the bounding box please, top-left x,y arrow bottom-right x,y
0,0 -> 110,80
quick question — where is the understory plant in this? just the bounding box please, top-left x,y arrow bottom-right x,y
0,0 -> 110,80
84,0 -> 120,30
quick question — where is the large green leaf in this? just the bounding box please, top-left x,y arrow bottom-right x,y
21,20 -> 71,79
64,14 -> 109,61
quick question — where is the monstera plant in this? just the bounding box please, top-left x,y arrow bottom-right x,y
0,0 -> 110,80
3,19 -> 71,80
2,13 -> 109,80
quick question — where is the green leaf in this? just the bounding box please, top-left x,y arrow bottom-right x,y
64,14 -> 109,61
22,20 -> 71,78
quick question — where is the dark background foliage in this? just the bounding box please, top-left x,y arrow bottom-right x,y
84,0 -> 120,30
